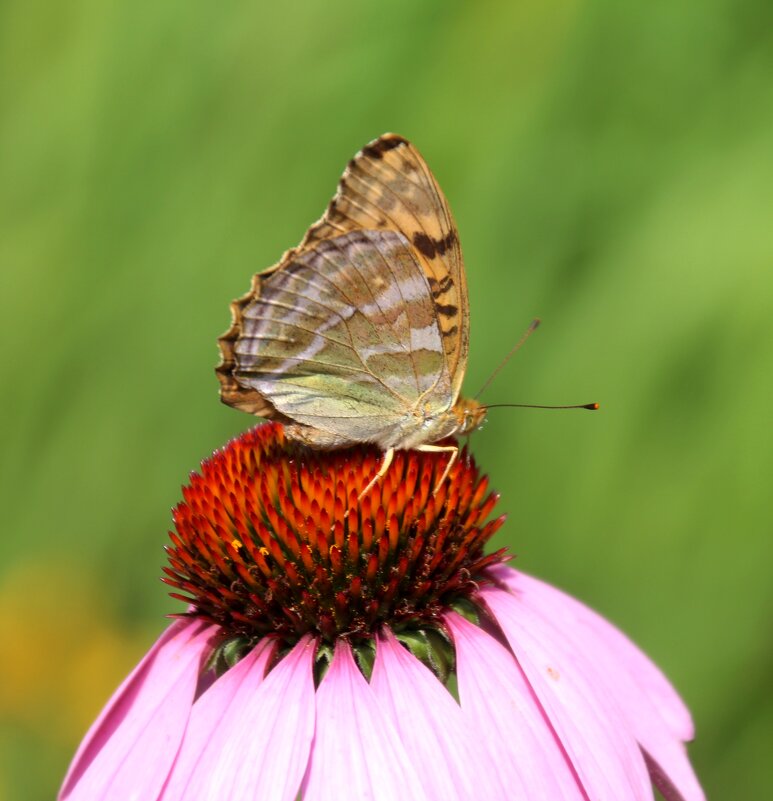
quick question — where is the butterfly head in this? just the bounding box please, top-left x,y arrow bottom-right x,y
452,397 -> 486,436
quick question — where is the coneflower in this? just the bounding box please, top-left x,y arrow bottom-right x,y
59,423 -> 704,801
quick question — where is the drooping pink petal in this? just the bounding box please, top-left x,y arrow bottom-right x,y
487,568 -> 705,801
159,637 -> 275,800
642,747 -> 706,801
481,586 -> 653,801
302,640 -> 429,801
445,612 -> 586,800
370,629 -> 508,801
59,618 -> 215,801
489,564 -> 694,740
60,619 -> 189,796
165,635 -> 316,801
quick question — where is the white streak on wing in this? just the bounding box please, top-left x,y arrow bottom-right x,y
410,322 -> 443,353
239,317 -> 333,375
360,273 -> 427,311
353,315 -> 441,361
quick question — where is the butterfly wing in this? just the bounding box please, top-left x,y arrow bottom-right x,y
303,134 -> 468,399
230,229 -> 452,445
217,134 -> 469,418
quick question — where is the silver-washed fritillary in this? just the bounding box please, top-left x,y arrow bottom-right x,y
217,134 -> 485,493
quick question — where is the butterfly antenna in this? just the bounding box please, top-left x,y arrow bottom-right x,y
474,318 -> 541,400
484,402 -> 600,411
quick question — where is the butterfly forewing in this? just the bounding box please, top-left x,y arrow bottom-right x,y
299,135 -> 468,398
232,229 -> 452,445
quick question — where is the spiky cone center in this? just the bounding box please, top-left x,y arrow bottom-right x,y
164,423 -> 507,664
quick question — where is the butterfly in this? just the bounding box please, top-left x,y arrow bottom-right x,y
217,133 -> 485,495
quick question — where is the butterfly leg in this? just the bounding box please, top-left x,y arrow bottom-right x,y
358,447 -> 395,500
415,444 -> 459,495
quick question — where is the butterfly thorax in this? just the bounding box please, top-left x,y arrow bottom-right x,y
386,396 -> 485,450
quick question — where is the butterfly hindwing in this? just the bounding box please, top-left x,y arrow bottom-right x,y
232,229 -> 452,444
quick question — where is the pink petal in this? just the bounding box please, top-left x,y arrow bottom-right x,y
643,748 -> 705,801
302,640 -> 429,801
489,568 -> 705,801
445,612 -> 586,800
489,564 -> 694,740
481,586 -> 653,801
159,637 -> 275,800
370,630 -> 508,801
165,635 -> 316,801
59,618 -> 215,801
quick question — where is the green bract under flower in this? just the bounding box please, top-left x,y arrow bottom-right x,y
164,422 -> 507,677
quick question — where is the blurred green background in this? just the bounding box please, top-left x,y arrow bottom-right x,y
1,1 -> 771,798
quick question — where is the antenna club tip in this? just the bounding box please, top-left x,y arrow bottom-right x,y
586,402 -> 600,411
530,318 -> 541,330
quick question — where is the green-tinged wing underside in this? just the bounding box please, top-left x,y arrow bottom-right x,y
233,229 -> 452,442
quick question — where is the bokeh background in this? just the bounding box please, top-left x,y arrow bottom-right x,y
2,1 -> 771,798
